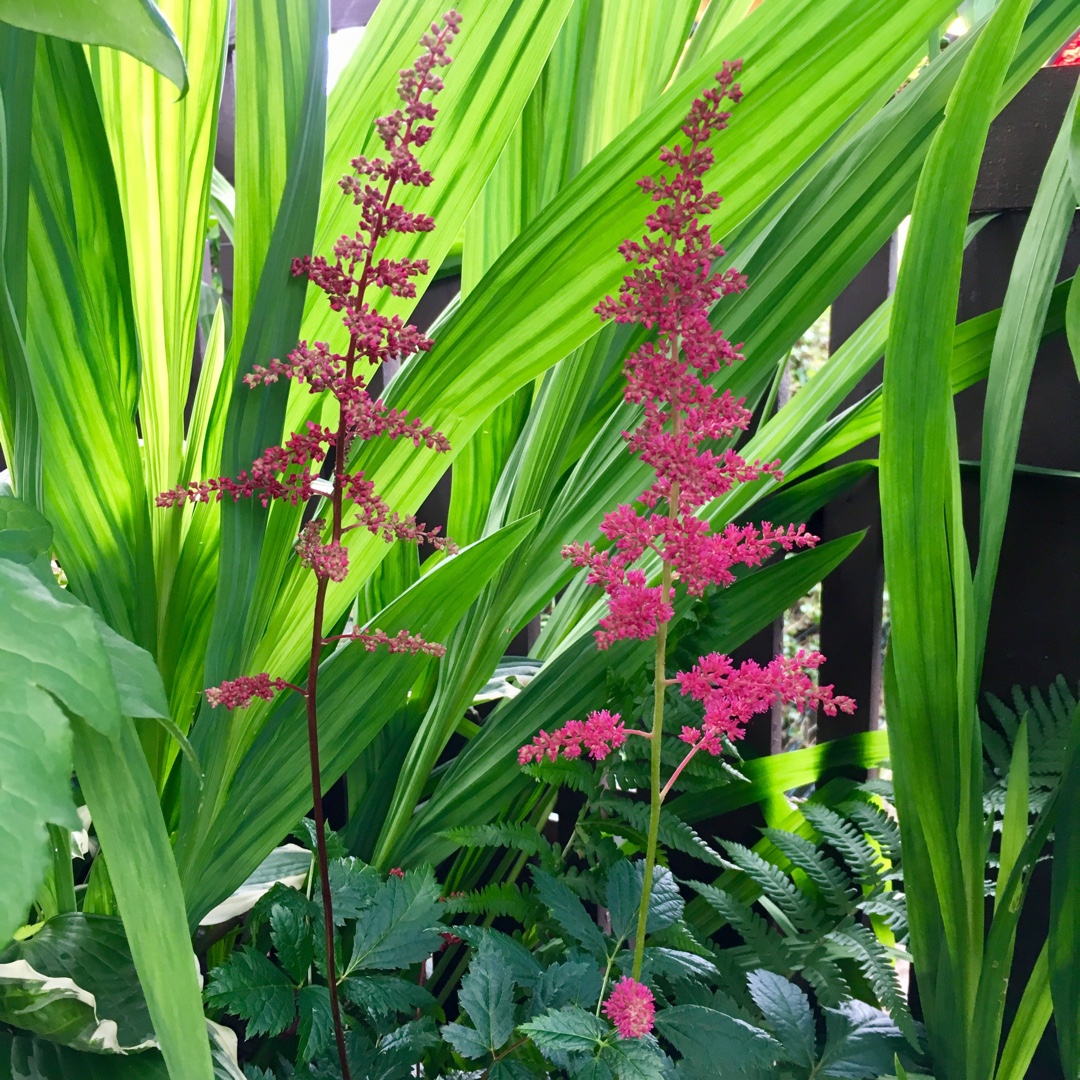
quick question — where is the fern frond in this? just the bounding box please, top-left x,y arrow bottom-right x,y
522,756 -> 596,793
840,801 -> 902,866
800,804 -> 883,888
764,828 -> 855,917
860,891 -> 908,938
440,821 -> 557,861
595,796 -> 725,867
801,954 -> 850,1007
689,882 -> 790,970
441,882 -> 529,922
721,842 -> 824,934
826,922 -> 917,1046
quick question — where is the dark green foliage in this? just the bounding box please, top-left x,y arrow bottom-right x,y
688,785 -> 915,1045
343,866 -> 444,974
204,946 -> 296,1038
982,676 -> 1076,817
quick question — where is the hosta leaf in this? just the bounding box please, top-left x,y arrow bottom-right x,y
0,914 -> 154,1052
204,947 -> 295,1038
0,555 -> 110,947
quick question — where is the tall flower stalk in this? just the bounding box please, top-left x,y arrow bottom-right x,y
160,15 -> 461,1077
520,64 -> 854,990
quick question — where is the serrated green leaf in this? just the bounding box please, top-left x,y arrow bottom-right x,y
532,960 -> 604,1016
746,969 -> 815,1068
456,927 -> 543,985
441,1021 -> 491,1062
533,870 -> 607,959
327,857 -> 379,925
269,903 -> 312,984
521,1006 -> 608,1054
601,1037 -> 667,1080
459,939 -> 517,1053
345,867 -> 443,974
297,984 -> 334,1065
204,947 -> 295,1038
655,1005 -> 781,1069
632,948 -> 717,982
339,975 -> 435,1019
817,1000 -> 908,1079
607,862 -> 683,942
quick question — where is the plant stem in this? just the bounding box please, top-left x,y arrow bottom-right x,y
304,576 -> 351,1080
631,555 -> 673,980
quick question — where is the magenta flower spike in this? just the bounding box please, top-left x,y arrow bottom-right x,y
520,63 -> 854,984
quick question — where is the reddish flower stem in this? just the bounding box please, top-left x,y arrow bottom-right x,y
303,575 -> 350,1079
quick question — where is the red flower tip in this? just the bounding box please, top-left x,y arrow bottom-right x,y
603,977 -> 655,1038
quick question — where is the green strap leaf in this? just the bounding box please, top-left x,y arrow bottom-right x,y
1050,706 -> 1080,1076
182,515 -> 536,922
24,38 -> 155,651
0,0 -> 187,94
73,716 -> 214,1080
878,0 -> 1031,1069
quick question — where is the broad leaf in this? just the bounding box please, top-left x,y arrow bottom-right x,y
0,914 -> 154,1052
0,556 -> 108,946
533,870 -> 607,960
0,0 -> 186,92
655,1005 -> 782,1071
746,969 -> 816,1068
520,1006 -> 607,1054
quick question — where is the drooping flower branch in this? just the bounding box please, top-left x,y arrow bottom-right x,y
160,15 -> 462,1077
520,61 -> 854,1022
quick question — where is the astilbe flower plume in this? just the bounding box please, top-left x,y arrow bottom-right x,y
520,62 -> 853,766
160,18 -> 462,1079
161,14 -> 463,710
518,65 -> 854,984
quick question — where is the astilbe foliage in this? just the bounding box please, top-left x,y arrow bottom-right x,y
519,62 -> 854,990
160,16 -> 462,1079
